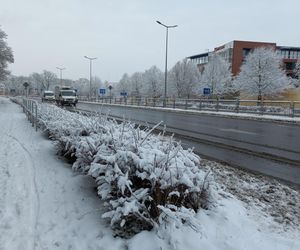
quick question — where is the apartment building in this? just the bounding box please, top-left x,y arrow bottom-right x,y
188,40 -> 300,77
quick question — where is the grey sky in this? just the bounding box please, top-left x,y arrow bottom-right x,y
1,0 -> 299,82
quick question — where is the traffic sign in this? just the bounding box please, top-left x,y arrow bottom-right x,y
99,88 -> 106,95
203,87 -> 211,95
120,91 -> 127,96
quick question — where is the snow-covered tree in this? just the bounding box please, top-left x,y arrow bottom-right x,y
30,73 -> 44,93
169,59 -> 200,98
117,73 -> 130,94
42,70 -> 57,90
234,47 -> 290,100
294,61 -> 300,87
129,72 -> 143,97
30,71 -> 57,92
73,78 -> 89,96
200,54 -> 233,97
5,75 -> 30,95
90,76 -> 103,97
0,27 -> 14,80
142,66 -> 163,97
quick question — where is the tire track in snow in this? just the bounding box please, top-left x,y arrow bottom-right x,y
7,134 -> 41,250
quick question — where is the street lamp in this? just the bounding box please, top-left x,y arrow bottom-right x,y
84,56 -> 97,99
56,67 -> 66,86
156,20 -> 178,107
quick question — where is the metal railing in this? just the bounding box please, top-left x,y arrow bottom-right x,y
22,98 -> 38,131
78,96 -> 300,117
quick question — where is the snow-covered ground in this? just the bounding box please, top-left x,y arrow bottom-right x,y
1,97 -> 299,250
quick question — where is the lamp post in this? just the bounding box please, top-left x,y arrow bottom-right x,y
56,67 -> 66,86
156,20 -> 177,107
84,56 -> 97,99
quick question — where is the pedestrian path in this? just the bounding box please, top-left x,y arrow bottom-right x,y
0,97 -> 122,250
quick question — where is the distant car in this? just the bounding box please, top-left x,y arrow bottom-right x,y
42,90 -> 55,102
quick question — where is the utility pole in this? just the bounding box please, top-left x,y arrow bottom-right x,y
156,20 -> 178,107
84,56 -> 97,99
56,67 -> 66,86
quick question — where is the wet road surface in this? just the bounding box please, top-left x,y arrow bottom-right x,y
76,102 -> 300,185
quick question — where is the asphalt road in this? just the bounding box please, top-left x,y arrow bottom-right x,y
76,102 -> 300,185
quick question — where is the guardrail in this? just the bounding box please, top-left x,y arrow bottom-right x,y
21,98 -> 38,131
78,96 -> 300,117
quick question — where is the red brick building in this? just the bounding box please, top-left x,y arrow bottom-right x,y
188,40 -> 300,77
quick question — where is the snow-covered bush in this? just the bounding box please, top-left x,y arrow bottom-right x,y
37,104 -> 213,238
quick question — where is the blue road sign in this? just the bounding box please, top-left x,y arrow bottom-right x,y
120,91 -> 127,96
99,88 -> 106,95
203,88 -> 211,95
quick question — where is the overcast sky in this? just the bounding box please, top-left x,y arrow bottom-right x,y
1,0 -> 299,82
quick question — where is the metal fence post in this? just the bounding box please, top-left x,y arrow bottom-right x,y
236,98 -> 240,113
31,101 -> 34,126
199,99 -> 202,110
27,100 -> 30,121
173,99 -> 176,109
290,102 -> 295,117
260,100 -> 264,115
35,102 -> 38,131
216,98 -> 219,112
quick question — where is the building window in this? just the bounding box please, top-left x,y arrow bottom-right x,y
242,48 -> 252,58
285,62 -> 296,70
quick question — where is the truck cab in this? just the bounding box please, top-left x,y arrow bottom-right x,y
55,86 -> 78,106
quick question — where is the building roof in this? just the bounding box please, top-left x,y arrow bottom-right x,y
187,52 -> 209,59
277,46 -> 300,51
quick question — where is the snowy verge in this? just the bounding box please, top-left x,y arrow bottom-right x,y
36,103 -> 214,239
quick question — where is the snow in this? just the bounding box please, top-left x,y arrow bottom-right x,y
1,96 -> 300,249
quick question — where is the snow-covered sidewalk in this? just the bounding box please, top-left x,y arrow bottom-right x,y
0,97 -> 124,249
1,97 -> 299,250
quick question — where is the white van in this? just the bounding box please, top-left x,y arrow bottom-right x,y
42,90 -> 55,102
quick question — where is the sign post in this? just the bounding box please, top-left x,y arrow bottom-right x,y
23,82 -> 29,97
99,88 -> 106,98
